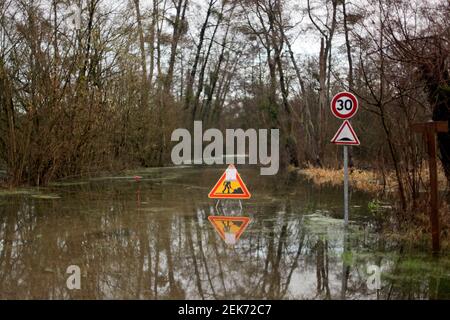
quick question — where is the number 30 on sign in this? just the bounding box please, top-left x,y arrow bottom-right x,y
331,92 -> 359,120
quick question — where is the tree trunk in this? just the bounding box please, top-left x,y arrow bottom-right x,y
343,0 -> 355,169
429,72 -> 450,182
164,0 -> 188,92
133,0 -> 149,108
185,0 -> 215,120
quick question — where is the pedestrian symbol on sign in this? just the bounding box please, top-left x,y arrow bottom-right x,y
208,164 -> 251,199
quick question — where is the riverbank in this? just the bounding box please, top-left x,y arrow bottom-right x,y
297,166 -> 393,194
297,165 -> 448,194
297,165 -> 450,251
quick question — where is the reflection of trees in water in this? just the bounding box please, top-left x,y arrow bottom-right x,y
0,192 -> 447,299
314,239 -> 330,299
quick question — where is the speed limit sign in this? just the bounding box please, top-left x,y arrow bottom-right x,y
331,92 -> 359,119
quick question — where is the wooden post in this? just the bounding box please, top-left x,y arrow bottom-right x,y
412,121 -> 448,253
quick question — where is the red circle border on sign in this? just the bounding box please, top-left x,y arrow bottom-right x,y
331,92 -> 359,120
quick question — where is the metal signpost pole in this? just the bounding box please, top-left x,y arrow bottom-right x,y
330,92 -> 360,299
343,145 -> 349,226
331,92 -> 359,226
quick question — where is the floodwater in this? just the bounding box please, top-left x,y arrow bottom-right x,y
0,167 -> 448,300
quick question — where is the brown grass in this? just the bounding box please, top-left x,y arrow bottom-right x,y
383,201 -> 450,250
298,165 -> 448,194
298,166 -> 394,194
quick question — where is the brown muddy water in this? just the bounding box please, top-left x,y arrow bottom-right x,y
0,166 -> 448,299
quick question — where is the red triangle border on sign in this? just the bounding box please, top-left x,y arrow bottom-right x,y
331,120 -> 360,145
208,216 -> 251,241
208,170 -> 251,199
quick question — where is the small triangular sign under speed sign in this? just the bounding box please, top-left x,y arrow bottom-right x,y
208,164 -> 251,199
331,120 -> 360,145
208,216 -> 251,244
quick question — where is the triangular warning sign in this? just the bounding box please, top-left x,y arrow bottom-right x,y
208,165 -> 251,199
331,120 -> 360,145
208,216 -> 251,244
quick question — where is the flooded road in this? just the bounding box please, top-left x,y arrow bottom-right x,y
0,167 -> 448,299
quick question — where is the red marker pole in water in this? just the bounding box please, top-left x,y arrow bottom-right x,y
134,176 -> 142,206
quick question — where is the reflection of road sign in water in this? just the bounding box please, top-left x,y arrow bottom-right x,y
208,216 -> 251,244
208,165 -> 251,199
331,120 -> 360,145
331,92 -> 359,119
